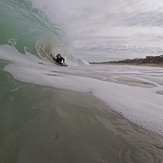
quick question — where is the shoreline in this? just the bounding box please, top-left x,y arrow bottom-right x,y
89,55 -> 163,68
90,62 -> 163,68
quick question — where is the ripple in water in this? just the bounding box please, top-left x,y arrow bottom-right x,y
114,141 -> 162,163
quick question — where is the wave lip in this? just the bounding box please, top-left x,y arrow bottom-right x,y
0,0 -> 67,56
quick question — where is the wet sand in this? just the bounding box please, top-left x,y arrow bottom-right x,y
0,69 -> 163,163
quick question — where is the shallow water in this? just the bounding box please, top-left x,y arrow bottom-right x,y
0,64 -> 163,163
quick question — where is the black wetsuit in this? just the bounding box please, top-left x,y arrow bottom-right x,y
51,54 -> 65,65
54,57 -> 65,64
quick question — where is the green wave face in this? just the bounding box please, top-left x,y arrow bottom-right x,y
0,0 -> 67,55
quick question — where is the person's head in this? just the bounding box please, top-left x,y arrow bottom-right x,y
56,54 -> 61,58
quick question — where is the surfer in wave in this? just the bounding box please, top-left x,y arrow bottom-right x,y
50,54 -> 65,65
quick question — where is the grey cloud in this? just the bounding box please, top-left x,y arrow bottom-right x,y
32,0 -> 163,61
108,11 -> 163,27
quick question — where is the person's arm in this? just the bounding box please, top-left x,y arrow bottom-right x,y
50,54 -> 56,60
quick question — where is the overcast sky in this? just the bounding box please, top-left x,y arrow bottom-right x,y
32,0 -> 163,61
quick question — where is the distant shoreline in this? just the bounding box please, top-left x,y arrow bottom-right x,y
90,55 -> 163,67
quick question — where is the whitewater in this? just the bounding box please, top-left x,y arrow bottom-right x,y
1,0 -> 163,162
1,44 -> 163,136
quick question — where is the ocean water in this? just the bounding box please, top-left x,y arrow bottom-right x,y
1,0 -> 163,162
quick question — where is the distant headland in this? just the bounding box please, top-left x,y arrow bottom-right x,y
90,55 -> 163,67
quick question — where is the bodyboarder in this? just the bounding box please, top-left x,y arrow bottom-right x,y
50,54 -> 65,65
